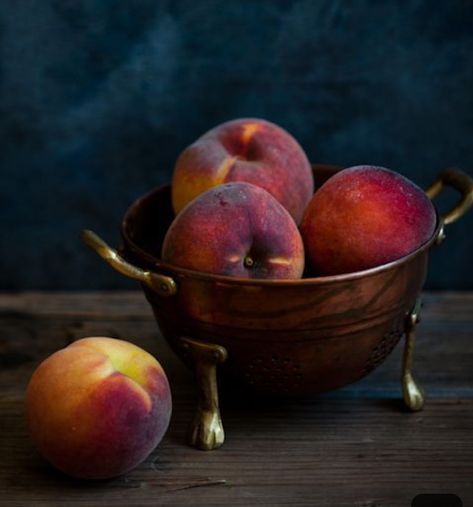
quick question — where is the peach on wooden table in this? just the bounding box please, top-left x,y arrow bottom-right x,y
171,118 -> 314,224
25,337 -> 172,480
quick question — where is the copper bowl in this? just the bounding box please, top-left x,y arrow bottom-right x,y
82,165 -> 473,450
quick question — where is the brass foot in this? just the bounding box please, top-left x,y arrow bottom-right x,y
180,337 -> 228,450
401,299 -> 425,411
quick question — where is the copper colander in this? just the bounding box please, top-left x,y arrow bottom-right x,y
82,165 -> 473,450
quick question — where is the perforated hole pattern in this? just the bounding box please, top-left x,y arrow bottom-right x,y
243,355 -> 303,394
362,321 -> 404,376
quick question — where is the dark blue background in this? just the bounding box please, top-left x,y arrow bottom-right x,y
1,0 -> 472,289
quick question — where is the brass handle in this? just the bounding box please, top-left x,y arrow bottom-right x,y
426,168 -> 473,225
80,229 -> 177,297
425,168 -> 473,245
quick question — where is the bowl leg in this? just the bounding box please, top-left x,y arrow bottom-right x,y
401,299 -> 425,411
180,337 -> 228,450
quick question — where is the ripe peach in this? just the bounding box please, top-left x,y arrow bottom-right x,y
301,166 -> 436,275
162,182 -> 305,279
171,118 -> 314,224
25,337 -> 172,479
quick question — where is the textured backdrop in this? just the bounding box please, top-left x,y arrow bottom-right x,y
1,0 -> 472,289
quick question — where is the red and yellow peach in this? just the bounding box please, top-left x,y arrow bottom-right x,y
26,337 -> 172,479
163,182 -> 305,279
171,118 -> 314,224
301,165 -> 437,275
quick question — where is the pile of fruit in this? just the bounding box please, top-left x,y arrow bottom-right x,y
163,118 -> 436,279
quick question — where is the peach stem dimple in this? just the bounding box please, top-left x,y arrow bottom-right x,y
243,256 -> 254,269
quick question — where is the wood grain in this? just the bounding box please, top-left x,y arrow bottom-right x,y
1,291 -> 472,506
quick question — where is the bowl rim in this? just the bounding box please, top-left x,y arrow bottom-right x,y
121,182 -> 441,288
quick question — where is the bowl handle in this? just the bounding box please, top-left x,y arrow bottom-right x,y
426,168 -> 473,244
80,229 -> 177,297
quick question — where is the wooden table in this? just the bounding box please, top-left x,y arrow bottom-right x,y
1,291 -> 472,506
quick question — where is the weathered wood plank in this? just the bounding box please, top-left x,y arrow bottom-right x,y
1,397 -> 472,506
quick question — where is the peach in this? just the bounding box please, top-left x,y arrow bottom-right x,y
301,166 -> 436,275
171,118 -> 314,224
25,337 -> 172,479
162,182 -> 305,279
